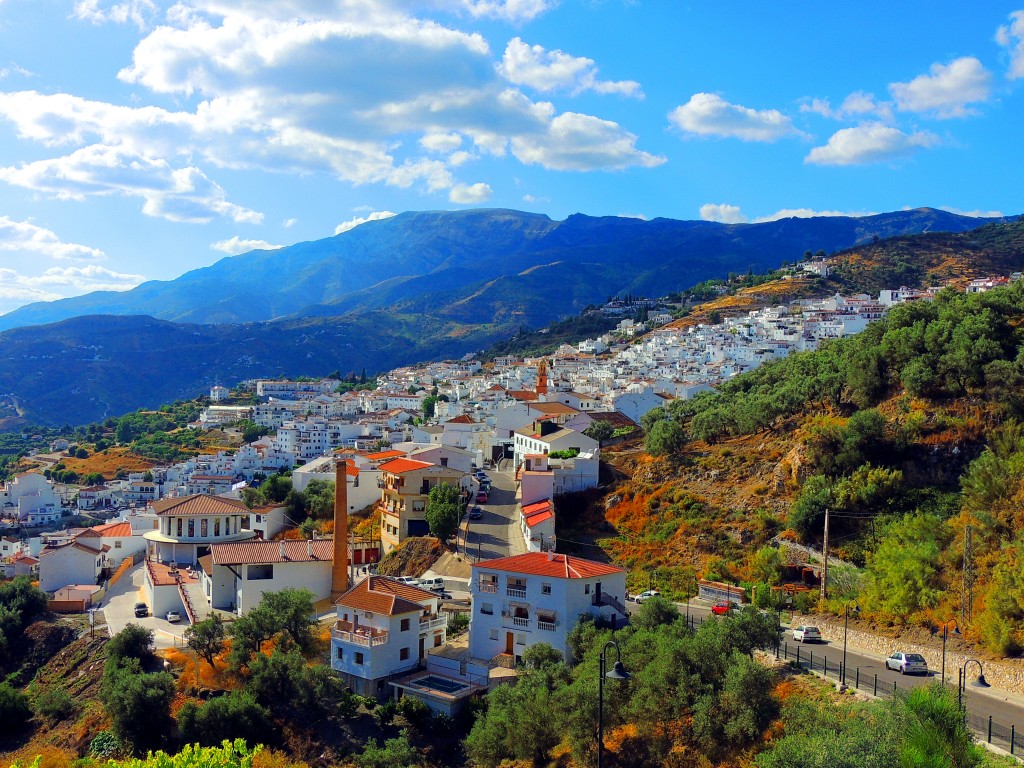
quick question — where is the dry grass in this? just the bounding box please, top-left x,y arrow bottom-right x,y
60,446 -> 155,480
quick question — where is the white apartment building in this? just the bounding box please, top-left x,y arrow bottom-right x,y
470,552 -> 627,663
1,472 -> 62,525
330,576 -> 447,699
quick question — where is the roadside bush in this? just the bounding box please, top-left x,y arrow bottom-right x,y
0,682 -> 31,736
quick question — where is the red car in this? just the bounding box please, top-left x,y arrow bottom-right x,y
476,491 -> 489,503
711,602 -> 734,615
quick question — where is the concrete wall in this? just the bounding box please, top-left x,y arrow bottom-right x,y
237,560 -> 332,614
38,547 -> 100,593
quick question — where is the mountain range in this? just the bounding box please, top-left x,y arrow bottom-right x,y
0,207 -> 1019,428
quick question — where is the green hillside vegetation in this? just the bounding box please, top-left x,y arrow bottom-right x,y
642,281 -> 1024,652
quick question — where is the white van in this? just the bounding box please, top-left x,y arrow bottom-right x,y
418,576 -> 446,592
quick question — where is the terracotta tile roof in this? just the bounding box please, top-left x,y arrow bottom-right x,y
445,415 -> 475,424
93,521 -> 133,537
366,450 -> 406,460
210,539 -> 334,565
40,539 -> 103,557
524,511 -> 554,528
198,554 -> 213,575
378,458 -> 434,475
473,552 -> 623,579
586,411 -> 639,428
335,576 -> 435,615
527,402 -> 579,415
152,495 -> 248,517
13,555 -> 38,565
508,390 -> 539,402
522,499 -> 553,517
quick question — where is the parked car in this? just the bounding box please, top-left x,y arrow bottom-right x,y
392,576 -> 420,586
473,470 -> 488,479
133,602 -> 148,618
468,506 -> 483,520
885,651 -> 929,675
792,625 -> 822,643
476,491 -> 489,503
633,590 -> 660,603
165,610 -> 181,623
711,602 -> 738,615
418,576 -> 446,592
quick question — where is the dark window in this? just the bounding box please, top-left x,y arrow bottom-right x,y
400,647 -> 410,661
336,646 -> 343,660
400,618 -> 411,631
355,652 -> 364,665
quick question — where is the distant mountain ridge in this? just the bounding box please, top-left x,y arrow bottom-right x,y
1,207 -> 1012,332
0,207 -> 1021,428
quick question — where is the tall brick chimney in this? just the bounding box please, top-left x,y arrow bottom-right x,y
536,358 -> 548,397
332,459 -> 349,594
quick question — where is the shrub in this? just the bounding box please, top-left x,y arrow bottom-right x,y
446,612 -> 470,636
0,683 -> 31,735
31,685 -> 77,723
398,696 -> 432,728
89,730 -> 122,758
177,691 -> 273,748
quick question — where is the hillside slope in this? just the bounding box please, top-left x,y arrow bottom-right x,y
0,207 -> 1011,332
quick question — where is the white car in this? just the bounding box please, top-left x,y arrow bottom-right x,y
633,590 -> 661,603
392,576 -> 420,586
165,610 -> 181,623
792,625 -> 822,643
885,652 -> 929,676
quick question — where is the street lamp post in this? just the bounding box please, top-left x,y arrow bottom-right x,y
841,602 -> 859,685
958,658 -> 991,709
598,639 -> 631,768
934,619 -> 960,686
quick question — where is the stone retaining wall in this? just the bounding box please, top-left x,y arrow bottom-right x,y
806,614 -> 1024,696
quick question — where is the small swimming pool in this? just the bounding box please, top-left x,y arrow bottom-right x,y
414,675 -> 469,694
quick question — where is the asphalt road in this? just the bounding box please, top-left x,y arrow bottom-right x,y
460,468 -> 526,562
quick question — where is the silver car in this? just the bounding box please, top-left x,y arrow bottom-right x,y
885,651 -> 928,675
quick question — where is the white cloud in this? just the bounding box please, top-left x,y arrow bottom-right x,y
0,216 -> 105,260
449,182 -> 492,203
498,37 -> 642,97
805,123 -> 939,166
837,91 -> 893,121
511,111 -> 664,170
420,132 -> 463,153
335,210 -> 397,235
461,0 -> 555,23
889,57 -> 992,118
617,212 -> 647,220
752,208 -> 875,223
282,217 -> 297,228
939,205 -> 1005,218
699,203 -> 748,224
211,236 -> 283,255
0,264 -> 145,314
799,97 -> 832,118
0,2 -> 663,216
73,0 -> 157,29
669,93 -> 801,142
0,144 -> 262,223
0,63 -> 33,79
996,11 -> 1024,80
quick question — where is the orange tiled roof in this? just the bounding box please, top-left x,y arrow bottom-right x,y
507,390 -> 538,402
335,576 -> 435,615
524,511 -> 554,528
152,495 -> 248,516
473,552 -> 623,579
366,450 -> 406,461
522,499 -> 553,517
211,539 -> 334,565
378,458 -> 434,475
527,402 -> 579,415
92,521 -> 133,537
445,415 -> 475,424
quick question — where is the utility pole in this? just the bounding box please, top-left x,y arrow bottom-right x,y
962,524 -> 974,624
820,508 -> 830,601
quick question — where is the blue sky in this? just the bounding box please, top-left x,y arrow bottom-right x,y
0,1 -> 1023,315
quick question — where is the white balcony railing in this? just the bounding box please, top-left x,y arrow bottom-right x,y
507,587 -> 527,598
538,619 -> 556,631
420,615 -> 447,631
479,583 -> 498,593
512,616 -> 530,628
332,628 -> 388,647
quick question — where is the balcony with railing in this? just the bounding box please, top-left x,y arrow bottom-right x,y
506,584 -> 527,598
537,618 -> 556,631
419,614 -> 447,631
331,620 -> 389,647
511,615 -> 530,628
478,581 -> 498,594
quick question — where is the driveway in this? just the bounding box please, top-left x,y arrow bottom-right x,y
101,562 -> 189,650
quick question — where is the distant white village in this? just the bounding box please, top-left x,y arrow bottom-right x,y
1,273 -> 1018,712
